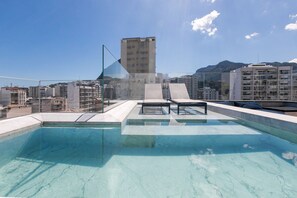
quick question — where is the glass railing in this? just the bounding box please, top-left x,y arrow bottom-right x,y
101,63 -> 297,107
1,46 -> 297,120
0,76 -> 39,120
0,77 -> 105,120
1,69 -> 297,120
38,80 -> 102,113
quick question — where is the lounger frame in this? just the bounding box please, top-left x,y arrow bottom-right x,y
141,102 -> 170,114
169,100 -> 207,114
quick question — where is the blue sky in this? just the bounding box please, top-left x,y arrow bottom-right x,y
0,0 -> 297,80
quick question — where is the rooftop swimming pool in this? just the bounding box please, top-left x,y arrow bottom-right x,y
1,121 -> 297,197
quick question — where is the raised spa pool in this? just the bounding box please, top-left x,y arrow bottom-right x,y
1,124 -> 297,197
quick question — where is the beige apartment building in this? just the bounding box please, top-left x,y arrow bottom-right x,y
121,37 -> 156,74
230,64 -> 294,100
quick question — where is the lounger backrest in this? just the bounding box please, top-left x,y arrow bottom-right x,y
169,83 -> 190,99
145,84 -> 163,99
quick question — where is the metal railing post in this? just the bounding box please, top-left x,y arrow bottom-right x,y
102,45 -> 105,113
38,80 -> 41,112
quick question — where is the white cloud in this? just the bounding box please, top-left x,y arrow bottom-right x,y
245,32 -> 259,40
289,58 -> 297,64
201,0 -> 216,3
285,21 -> 297,31
285,14 -> 297,31
191,10 -> 220,36
289,14 -> 297,19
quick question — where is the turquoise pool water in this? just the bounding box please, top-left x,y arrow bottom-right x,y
1,126 -> 297,197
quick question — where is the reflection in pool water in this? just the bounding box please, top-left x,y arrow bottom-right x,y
0,126 -> 297,197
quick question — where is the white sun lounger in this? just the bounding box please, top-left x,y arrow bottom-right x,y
141,84 -> 170,114
169,83 -> 207,114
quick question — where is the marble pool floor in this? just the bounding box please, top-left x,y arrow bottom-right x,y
1,127 -> 297,198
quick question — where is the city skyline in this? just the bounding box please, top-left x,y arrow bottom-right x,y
0,0 -> 297,80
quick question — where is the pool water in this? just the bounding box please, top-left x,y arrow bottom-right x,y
1,126 -> 297,197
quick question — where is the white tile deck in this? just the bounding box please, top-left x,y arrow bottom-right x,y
0,115 -> 41,138
39,113 -> 84,122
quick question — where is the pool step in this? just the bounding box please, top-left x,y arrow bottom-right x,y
122,124 -> 262,136
75,113 -> 97,122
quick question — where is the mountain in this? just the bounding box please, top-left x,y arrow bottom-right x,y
194,60 -> 297,74
195,60 -> 247,73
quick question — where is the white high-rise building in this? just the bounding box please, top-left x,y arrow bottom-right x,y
230,64 -> 293,100
67,81 -> 100,112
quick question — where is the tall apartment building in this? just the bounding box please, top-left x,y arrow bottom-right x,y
293,74 -> 297,101
29,86 -> 46,98
221,72 -> 231,100
67,81 -> 101,112
121,37 -> 156,74
45,87 -> 55,97
197,87 -> 219,100
191,74 -> 199,99
230,64 -> 293,100
0,87 -> 27,106
55,84 -> 68,98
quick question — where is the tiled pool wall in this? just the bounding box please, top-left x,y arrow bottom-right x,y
207,102 -> 297,143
